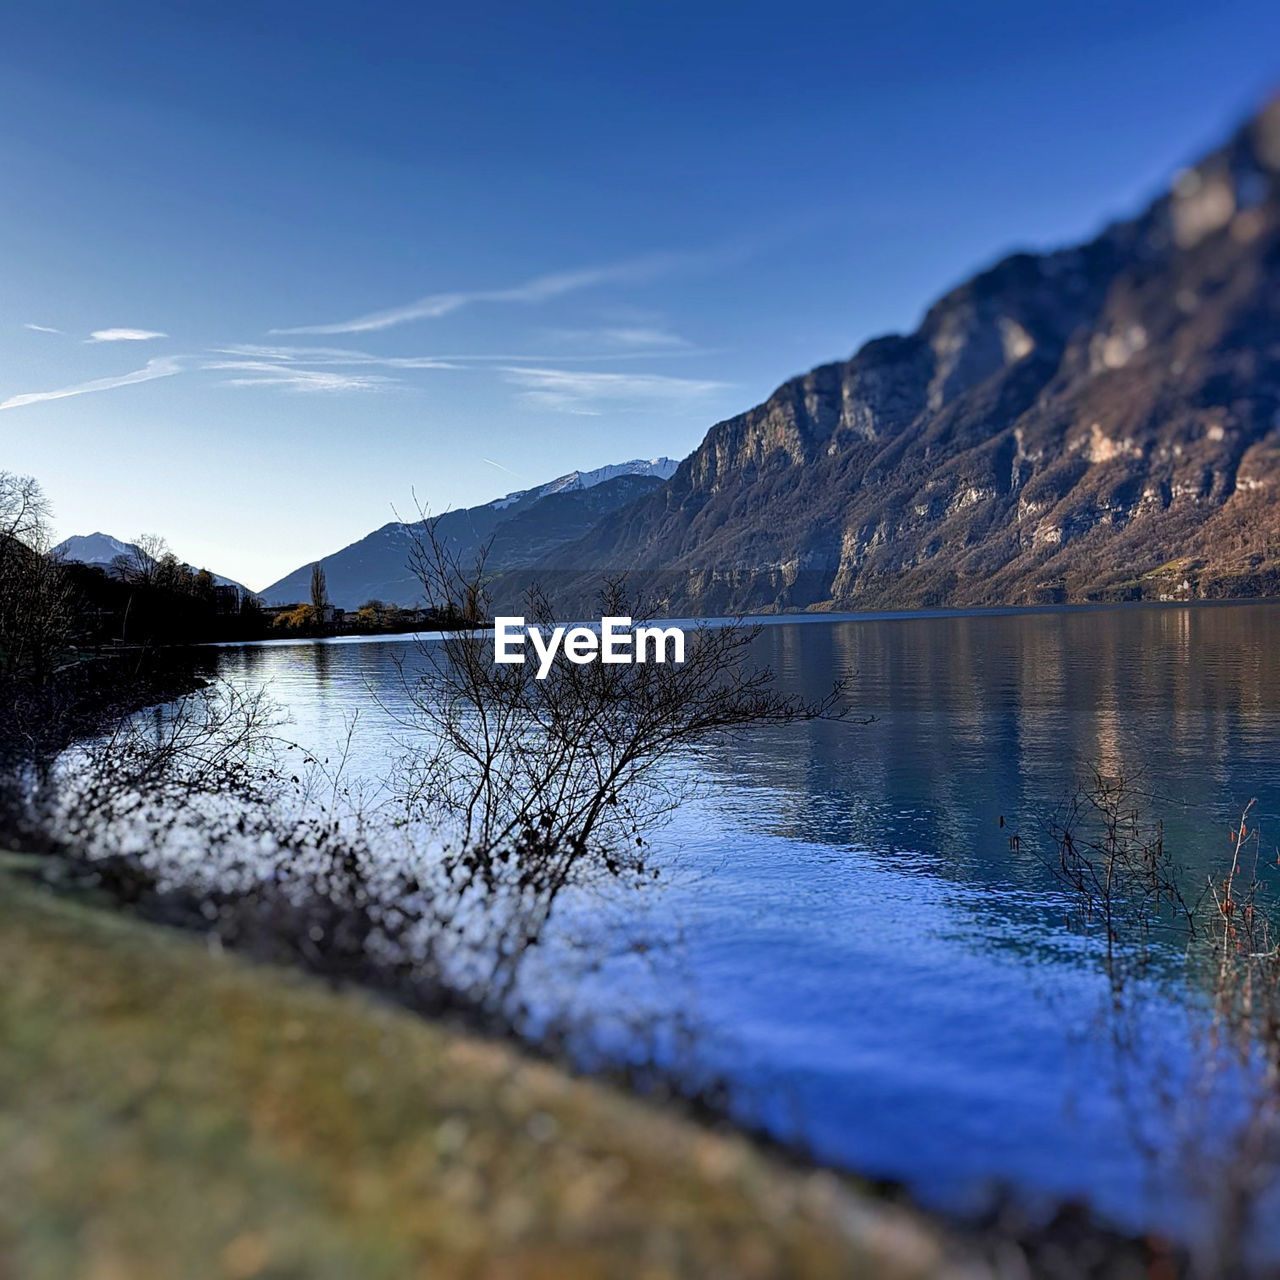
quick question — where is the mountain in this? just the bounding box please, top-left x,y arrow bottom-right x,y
55,532 -> 252,595
260,459 -> 677,608
54,532 -> 139,568
523,100 -> 1280,617
489,457 -> 678,508
486,474 -> 669,570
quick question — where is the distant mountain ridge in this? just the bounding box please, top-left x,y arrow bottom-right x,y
55,532 -> 251,595
486,457 -> 678,510
517,99 -> 1280,616
260,459 -> 677,608
54,532 -> 138,567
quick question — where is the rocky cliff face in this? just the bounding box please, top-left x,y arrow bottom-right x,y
535,100 -> 1280,616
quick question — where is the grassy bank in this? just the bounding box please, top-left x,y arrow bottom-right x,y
0,854 -> 969,1280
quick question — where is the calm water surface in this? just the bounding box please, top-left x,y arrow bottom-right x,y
216,602 -> 1280,1238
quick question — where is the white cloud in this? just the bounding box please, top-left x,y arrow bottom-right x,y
211,344 -> 458,370
88,328 -> 169,343
23,322 -> 61,334
1,265 -> 732,410
205,359 -> 395,393
482,457 -> 523,478
0,345 -> 410,409
0,357 -> 184,411
213,341 -> 704,367
270,248 -> 720,336
545,326 -> 691,350
499,366 -> 728,413
602,326 -> 690,348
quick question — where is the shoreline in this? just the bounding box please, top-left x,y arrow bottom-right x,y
206,593 -> 1280,650
0,850 -> 972,1280
1,850 -> 1181,1278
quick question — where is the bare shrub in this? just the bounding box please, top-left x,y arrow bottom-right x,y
1048,777 -> 1280,1277
43,683 -> 282,842
386,517 -> 847,994
1048,769 -> 1195,990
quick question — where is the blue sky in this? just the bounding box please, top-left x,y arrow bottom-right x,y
1,0 -> 1277,590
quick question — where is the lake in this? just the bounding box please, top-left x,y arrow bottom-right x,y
214,601 -> 1280,1241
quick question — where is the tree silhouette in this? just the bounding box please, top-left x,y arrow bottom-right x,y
309,561 -> 329,615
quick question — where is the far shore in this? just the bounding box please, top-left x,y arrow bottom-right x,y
208,593 -> 1280,648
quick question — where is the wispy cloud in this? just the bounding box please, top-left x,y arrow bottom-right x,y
204,359 -> 396,393
499,366 -> 728,414
2,252 -> 734,411
23,322 -> 61,335
211,344 -> 459,370
482,457 -> 524,478
0,345 -> 412,410
88,328 -> 168,343
0,336 -> 729,411
544,325 -> 692,350
270,248 -> 727,337
217,341 -> 709,366
0,357 -> 184,411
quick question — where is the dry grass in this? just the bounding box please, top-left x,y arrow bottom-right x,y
0,854 -> 968,1280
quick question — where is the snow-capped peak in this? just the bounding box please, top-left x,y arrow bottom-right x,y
485,457 -> 678,510
543,456 -> 679,495
54,532 -> 251,594
53,532 -> 140,566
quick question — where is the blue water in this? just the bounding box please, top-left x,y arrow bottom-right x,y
214,601 -> 1280,1239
